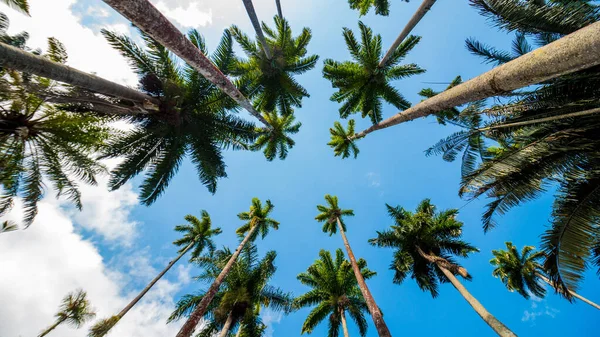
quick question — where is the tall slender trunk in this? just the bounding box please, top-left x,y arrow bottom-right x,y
275,0 -> 283,18
340,308 -> 350,337
236,325 -> 243,337
38,317 -> 66,337
219,312 -> 235,337
336,217 -> 392,337
102,0 -> 271,128
351,21 -> 600,140
416,247 -> 516,337
0,42 -> 159,109
176,225 -> 259,337
475,107 -> 600,132
537,273 -> 600,310
242,0 -> 272,59
378,0 -> 437,68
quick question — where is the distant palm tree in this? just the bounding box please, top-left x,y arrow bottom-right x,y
38,289 -> 95,337
324,21 -> 424,125
328,120 -> 360,159
348,0 -> 406,16
175,198 -> 280,337
170,244 -> 292,337
295,249 -> 374,337
88,211 -> 222,337
251,110 -> 301,161
370,199 -> 516,337
316,195 -> 392,337
491,242 -> 600,310
1,0 -> 29,15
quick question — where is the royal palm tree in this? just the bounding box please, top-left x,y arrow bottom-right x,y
88,211 -> 222,337
38,289 -> 95,337
1,0 -> 29,15
323,21 -> 424,125
295,249 -> 374,337
491,242 -> 600,310
348,0 -> 401,16
230,16 -> 318,115
369,199 -> 516,337
1,38 -> 107,227
251,110 -> 301,161
0,13 -> 28,50
170,244 -> 292,337
175,198 -> 280,337
315,195 -> 391,337
328,120 -> 360,159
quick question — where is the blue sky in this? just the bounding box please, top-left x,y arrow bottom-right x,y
1,0 -> 599,336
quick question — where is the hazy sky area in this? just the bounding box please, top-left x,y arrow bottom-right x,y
0,0 -> 598,336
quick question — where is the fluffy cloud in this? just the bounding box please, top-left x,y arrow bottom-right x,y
154,1 -> 213,28
521,296 -> 560,324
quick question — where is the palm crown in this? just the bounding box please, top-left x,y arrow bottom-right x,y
251,110 -> 301,161
230,16 -> 318,115
294,249 -> 375,336
315,194 -> 354,234
369,199 -> 478,297
490,242 -> 546,299
348,0 -> 396,16
236,198 -> 280,241
173,210 -> 223,260
54,289 -> 96,328
323,21 -> 424,124
328,119 -> 360,159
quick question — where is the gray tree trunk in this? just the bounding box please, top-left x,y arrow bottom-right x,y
476,107 -> 600,132
379,0 -> 437,67
352,22 -> 600,140
275,0 -> 283,18
340,308 -> 350,337
0,42 -> 159,109
102,0 -> 271,128
537,273 -> 600,310
175,224 -> 259,337
219,312 -> 234,337
242,0 -> 272,59
38,317 -> 66,337
337,217 -> 392,337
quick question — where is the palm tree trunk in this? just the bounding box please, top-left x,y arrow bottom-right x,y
340,308 -> 350,337
475,107 -> 600,132
275,0 -> 283,18
219,312 -> 234,337
378,0 -> 437,68
242,0 -> 272,59
236,326 -> 243,337
351,21 -> 600,140
38,317 -> 66,337
336,217 -> 392,337
101,0 -> 272,129
0,42 -> 159,110
537,273 -> 600,310
176,225 -> 260,337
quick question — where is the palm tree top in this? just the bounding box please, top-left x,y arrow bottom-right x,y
315,194 -> 355,235
236,198 -> 280,240
328,119 -> 361,159
348,0 -> 408,16
173,210 -> 223,260
55,289 -> 96,328
251,110 -> 301,161
1,0 -> 30,15
490,242 -> 546,299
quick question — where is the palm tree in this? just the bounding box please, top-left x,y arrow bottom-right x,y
1,0 -> 29,15
295,249 -> 374,337
38,289 -> 95,337
230,16 -> 318,115
348,0 -> 405,16
328,120 -> 360,159
323,21 -> 424,125
369,199 -> 516,337
315,195 -> 392,337
175,198 -> 280,337
241,0 -> 272,59
1,38 -> 107,227
101,0 -> 270,127
251,110 -> 301,161
92,28 -> 257,205
491,242 -> 600,310
88,211 -> 222,337
170,244 -> 292,337
328,21 -> 600,157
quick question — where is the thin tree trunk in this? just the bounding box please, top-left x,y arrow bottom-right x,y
242,0 -> 272,59
0,42 -> 159,109
475,107 -> 600,132
537,273 -> 600,310
351,21 -> 600,140
378,0 -> 437,68
219,312 -> 234,337
38,317 -> 66,337
275,0 -> 283,18
340,308 -> 350,337
336,217 -> 392,337
102,0 -> 272,129
176,225 -> 259,337
236,326 -> 243,337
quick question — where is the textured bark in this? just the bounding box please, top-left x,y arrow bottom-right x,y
236,326 -> 243,337
379,0 -> 437,67
38,317 -> 66,337
537,273 -> 600,310
352,21 -> 600,139
176,225 -> 259,337
0,42 -> 159,109
340,308 -> 350,337
416,246 -> 469,278
476,107 -> 600,132
275,0 -> 283,18
337,218 -> 392,337
242,0 -> 272,59
219,312 -> 234,337
102,0 -> 271,128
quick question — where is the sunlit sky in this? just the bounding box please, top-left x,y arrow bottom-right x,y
1,0 -> 598,336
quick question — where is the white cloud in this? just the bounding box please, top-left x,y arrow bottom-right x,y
366,172 -> 381,188
153,1 -> 213,28
86,5 -> 110,18
261,309 -> 283,337
521,295 -> 559,324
